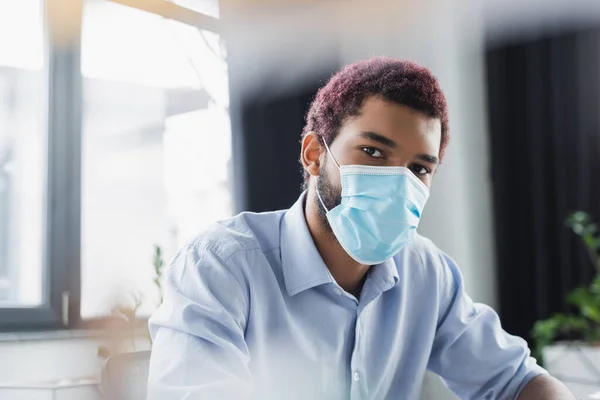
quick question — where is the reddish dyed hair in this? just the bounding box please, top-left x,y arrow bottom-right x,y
301,57 -> 449,183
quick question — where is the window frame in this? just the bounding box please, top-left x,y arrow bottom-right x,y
0,0 -> 221,332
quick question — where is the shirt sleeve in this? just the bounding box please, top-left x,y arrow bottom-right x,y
147,244 -> 253,400
427,251 -> 547,400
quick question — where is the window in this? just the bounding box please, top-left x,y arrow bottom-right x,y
0,0 -> 46,307
0,0 -> 229,330
80,0 -> 230,319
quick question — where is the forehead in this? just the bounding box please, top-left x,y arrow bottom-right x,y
337,96 -> 442,153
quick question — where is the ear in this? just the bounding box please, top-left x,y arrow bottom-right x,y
300,132 -> 323,179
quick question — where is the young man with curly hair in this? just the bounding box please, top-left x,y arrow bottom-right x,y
148,57 -> 573,399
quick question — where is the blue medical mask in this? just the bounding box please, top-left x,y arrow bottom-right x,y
316,141 -> 430,265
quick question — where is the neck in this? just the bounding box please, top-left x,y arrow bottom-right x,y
304,188 -> 370,298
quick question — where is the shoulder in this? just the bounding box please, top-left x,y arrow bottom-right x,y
165,210 -> 286,301
395,235 -> 465,325
167,210 -> 286,288
396,234 -> 444,270
183,209 -> 286,262
395,234 -> 462,289
405,234 -> 439,256
410,234 -> 459,269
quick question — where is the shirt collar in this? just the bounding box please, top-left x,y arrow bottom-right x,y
368,257 -> 400,292
280,192 -> 333,296
280,192 -> 400,296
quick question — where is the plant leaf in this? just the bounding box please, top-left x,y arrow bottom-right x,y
584,234 -> 596,250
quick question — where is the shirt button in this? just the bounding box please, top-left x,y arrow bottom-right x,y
335,288 -> 343,295
353,371 -> 360,382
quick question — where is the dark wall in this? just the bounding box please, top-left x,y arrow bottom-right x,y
231,86 -> 327,213
486,28 -> 600,341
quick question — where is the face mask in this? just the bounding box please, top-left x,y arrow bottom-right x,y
316,141 -> 430,265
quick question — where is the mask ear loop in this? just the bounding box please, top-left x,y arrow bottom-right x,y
315,182 -> 329,213
315,138 -> 340,213
322,139 -> 341,169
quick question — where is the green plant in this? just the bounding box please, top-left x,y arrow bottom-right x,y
153,245 -> 165,304
97,244 -> 166,359
532,211 -> 600,364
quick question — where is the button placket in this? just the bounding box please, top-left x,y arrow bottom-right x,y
350,308 -> 365,399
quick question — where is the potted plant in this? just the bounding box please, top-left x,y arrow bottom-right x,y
97,245 -> 166,359
531,211 -> 600,395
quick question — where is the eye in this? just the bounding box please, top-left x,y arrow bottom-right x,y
409,164 -> 431,176
361,147 -> 384,159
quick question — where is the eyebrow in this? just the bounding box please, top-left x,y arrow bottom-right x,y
359,131 -> 398,148
416,154 -> 439,165
359,131 -> 439,165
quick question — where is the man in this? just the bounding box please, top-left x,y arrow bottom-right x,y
148,57 -> 573,399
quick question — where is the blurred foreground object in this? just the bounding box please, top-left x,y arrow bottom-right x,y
101,350 -> 151,400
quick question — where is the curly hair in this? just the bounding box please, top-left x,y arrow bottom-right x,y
301,57 -> 449,184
